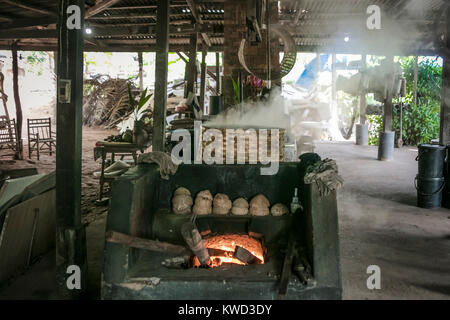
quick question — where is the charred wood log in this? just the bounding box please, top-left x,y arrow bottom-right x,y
106,230 -> 189,255
181,222 -> 210,266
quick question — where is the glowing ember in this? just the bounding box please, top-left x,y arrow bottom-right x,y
193,234 -> 265,268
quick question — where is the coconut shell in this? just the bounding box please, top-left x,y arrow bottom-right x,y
270,203 -> 289,216
213,193 -> 232,215
196,190 -> 213,201
231,206 -> 249,216
174,187 -> 191,196
172,194 -> 193,215
249,194 -> 270,216
193,198 -> 212,215
231,198 -> 249,216
233,197 -> 249,208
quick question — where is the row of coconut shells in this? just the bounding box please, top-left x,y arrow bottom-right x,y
172,187 -> 289,216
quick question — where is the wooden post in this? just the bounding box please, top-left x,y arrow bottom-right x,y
316,52 -> 321,76
11,42 -> 23,160
186,32 -> 198,97
138,52 -> 144,91
53,51 -> 58,122
56,0 -> 86,298
331,54 -> 337,106
200,46 -> 207,113
360,54 -> 367,125
440,7 -> 450,144
413,55 -> 418,106
216,52 -> 221,94
266,0 -> 271,89
153,0 -> 170,152
383,55 -> 394,132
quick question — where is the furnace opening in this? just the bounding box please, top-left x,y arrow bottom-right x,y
192,234 -> 266,268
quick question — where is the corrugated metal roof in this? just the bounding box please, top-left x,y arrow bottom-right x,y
0,0 -> 446,54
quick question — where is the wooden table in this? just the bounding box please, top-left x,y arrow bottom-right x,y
94,142 -> 141,201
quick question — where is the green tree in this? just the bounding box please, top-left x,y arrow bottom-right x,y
369,56 -> 442,146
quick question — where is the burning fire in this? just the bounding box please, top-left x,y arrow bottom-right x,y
193,234 -> 265,268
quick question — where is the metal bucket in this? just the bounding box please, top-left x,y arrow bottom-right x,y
415,176 -> 445,209
209,96 -> 223,116
416,144 -> 446,178
442,144 -> 450,208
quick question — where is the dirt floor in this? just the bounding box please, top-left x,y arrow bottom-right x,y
0,126 -> 118,223
0,132 -> 449,299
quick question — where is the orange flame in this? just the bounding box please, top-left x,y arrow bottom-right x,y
193,235 -> 265,268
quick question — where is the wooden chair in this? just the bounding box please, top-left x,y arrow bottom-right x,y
0,116 -> 19,158
27,118 -> 56,160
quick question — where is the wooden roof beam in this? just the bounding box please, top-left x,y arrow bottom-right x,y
0,13 -> 13,22
2,0 -> 122,30
186,0 -> 203,23
0,24 -> 222,40
186,0 -> 211,47
1,0 -> 55,16
3,17 -> 56,30
86,0 -> 123,18
106,4 -> 189,10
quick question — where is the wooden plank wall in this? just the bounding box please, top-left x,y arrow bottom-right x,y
0,189 -> 55,284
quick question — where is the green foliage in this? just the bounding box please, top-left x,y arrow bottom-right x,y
25,51 -> 47,76
231,76 -> 241,106
393,101 -> 440,145
368,115 -> 383,146
168,57 -> 181,66
394,57 -> 442,146
398,57 -> 442,104
128,82 -> 153,120
366,56 -> 442,146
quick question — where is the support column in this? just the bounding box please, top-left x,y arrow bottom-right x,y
359,54 -> 367,125
356,54 -> 368,145
200,46 -> 207,113
223,0 -> 246,109
316,52 -> 321,76
56,0 -> 86,298
53,51 -> 58,121
378,55 -> 395,160
138,52 -> 144,91
11,42 -> 23,159
331,54 -> 337,106
440,7 -> 450,145
153,0 -> 170,152
186,32 -> 198,97
413,56 -> 418,106
383,55 -> 395,132
215,52 -> 221,94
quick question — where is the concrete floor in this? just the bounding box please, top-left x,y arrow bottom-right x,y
316,141 -> 450,299
1,141 -> 449,299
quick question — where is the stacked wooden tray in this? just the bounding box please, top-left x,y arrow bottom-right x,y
201,127 -> 285,163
